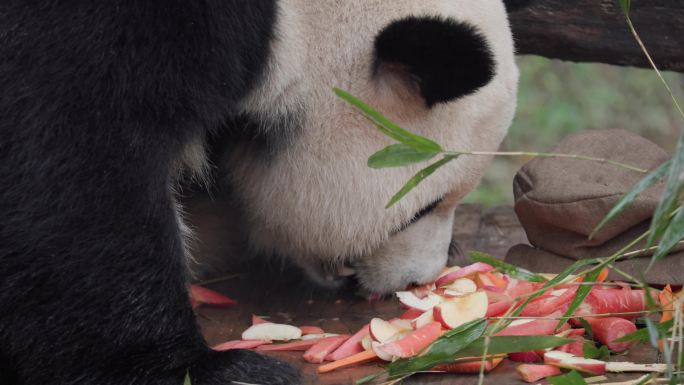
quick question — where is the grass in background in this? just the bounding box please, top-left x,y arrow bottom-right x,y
463,56 -> 684,206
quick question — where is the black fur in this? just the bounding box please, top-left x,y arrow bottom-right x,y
374,16 -> 495,107
0,1 -> 298,384
503,0 -> 534,12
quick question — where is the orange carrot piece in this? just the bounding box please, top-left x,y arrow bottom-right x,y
596,268 -> 610,283
212,339 -> 269,351
317,349 -> 378,373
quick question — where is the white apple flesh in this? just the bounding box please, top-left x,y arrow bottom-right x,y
396,291 -> 441,312
433,291 -> 488,329
369,318 -> 402,343
241,323 -> 302,342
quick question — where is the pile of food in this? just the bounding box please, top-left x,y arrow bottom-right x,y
192,258 -> 681,384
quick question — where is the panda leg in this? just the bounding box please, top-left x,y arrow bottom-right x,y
0,2 -> 299,385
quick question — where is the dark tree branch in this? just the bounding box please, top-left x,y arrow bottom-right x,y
508,0 -> 684,72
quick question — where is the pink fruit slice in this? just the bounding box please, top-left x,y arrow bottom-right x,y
378,322 -> 442,358
326,324 -> 369,361
516,364 -> 562,383
212,340 -> 269,351
434,263 -> 493,287
433,291 -> 488,329
303,336 -> 350,364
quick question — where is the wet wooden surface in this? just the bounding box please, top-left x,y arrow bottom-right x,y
192,204 -> 660,384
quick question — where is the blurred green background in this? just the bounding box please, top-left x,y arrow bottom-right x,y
463,56 -> 684,206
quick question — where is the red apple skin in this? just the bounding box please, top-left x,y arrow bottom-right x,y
496,311 -> 562,336
212,340 -> 269,351
434,357 -> 504,373
509,351 -> 544,363
256,339 -> 321,351
300,326 -> 325,335
588,317 -> 637,353
399,308 -> 424,320
303,336 -> 350,364
434,263 -> 493,287
378,322 -> 443,358
516,364 -> 562,383
326,325 -> 369,361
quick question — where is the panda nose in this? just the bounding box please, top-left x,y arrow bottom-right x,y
373,16 -> 495,107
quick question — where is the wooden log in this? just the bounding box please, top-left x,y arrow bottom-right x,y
509,0 -> 684,72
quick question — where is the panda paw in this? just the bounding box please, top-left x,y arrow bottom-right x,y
190,350 -> 300,385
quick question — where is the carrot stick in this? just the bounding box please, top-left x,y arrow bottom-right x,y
317,349 -> 378,373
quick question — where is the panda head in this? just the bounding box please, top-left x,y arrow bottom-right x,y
223,0 -> 519,294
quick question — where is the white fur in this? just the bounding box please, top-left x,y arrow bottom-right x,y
227,0 -> 519,293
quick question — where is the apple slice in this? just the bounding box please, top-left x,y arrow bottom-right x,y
369,318 -> 402,343
389,318 -> 413,331
396,291 -> 441,312
241,323 -> 302,341
545,351 -> 667,375
360,335 -> 373,351
378,322 -> 443,358
212,339 -> 269,351
326,325 -> 369,361
434,263 -> 493,287
301,333 -> 340,341
516,364 -> 562,383
299,326 -> 325,335
444,278 -> 477,295
544,351 -> 606,375
433,291 -> 488,329
411,310 -> 435,329
303,336 -> 350,364
371,341 -> 396,362
190,285 -> 237,308
251,314 -> 270,325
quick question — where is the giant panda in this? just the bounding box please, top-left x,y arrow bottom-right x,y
0,1 -> 521,385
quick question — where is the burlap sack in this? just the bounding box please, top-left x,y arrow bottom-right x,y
505,129 -> 684,284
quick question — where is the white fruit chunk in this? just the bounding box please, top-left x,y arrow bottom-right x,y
411,310 -> 435,329
544,351 -> 606,375
396,291 -> 441,312
241,323 -> 302,342
433,291 -> 488,329
445,278 -> 477,294
371,341 -> 396,362
369,318 -> 401,343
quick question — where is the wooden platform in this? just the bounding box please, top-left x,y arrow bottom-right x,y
193,204 -> 660,384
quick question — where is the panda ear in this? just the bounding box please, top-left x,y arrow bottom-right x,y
373,16 -> 495,108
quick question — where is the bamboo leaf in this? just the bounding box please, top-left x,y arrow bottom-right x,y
557,268 -> 603,330
388,319 -> 487,377
619,0 -> 631,15
334,88 -> 443,153
385,155 -> 457,208
615,319 -> 673,343
583,342 -> 610,360
579,318 -> 594,340
590,160 -> 671,239
355,373 -> 382,385
184,371 -> 192,385
649,203 -> 684,270
470,251 -> 548,283
368,144 -> 438,169
648,131 -> 684,251
549,370 -> 588,385
453,336 -> 574,358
